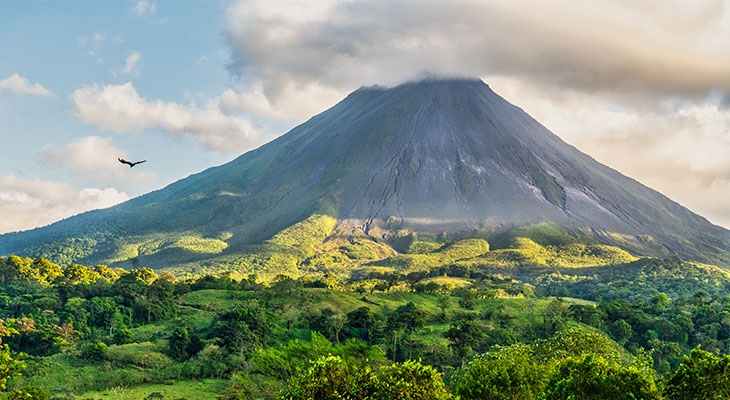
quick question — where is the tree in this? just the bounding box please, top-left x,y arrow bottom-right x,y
568,304 -> 603,328
282,356 -> 454,400
213,304 -> 274,355
32,258 -> 63,285
1,255 -> 38,284
388,302 -> 427,334
113,324 -> 132,345
652,292 -> 670,308
146,278 -> 177,321
542,353 -> 661,400
280,355 -> 371,400
83,341 -> 108,361
609,319 -> 633,345
345,307 -> 376,344
169,326 -> 191,361
542,299 -> 567,334
452,343 -> 547,400
444,319 -> 486,365
370,360 -> 453,400
436,295 -> 450,318
0,345 -> 23,390
130,267 -> 158,285
62,264 -> 97,285
405,272 -> 428,292
272,274 -> 297,295
8,384 -> 50,400
664,346 -> 730,400
387,302 -> 427,361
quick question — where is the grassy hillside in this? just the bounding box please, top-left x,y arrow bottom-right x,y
155,220 -> 642,284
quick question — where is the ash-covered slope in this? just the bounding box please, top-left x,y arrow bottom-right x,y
1,78 -> 729,267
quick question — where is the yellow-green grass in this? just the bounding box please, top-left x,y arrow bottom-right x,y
79,378 -> 227,399
422,277 -> 472,288
372,238 -> 490,271
14,353 -> 171,393
457,238 -> 637,269
130,307 -> 216,341
105,234 -> 229,263
178,289 -> 245,311
105,342 -> 174,369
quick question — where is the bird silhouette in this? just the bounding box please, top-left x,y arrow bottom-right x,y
118,158 -> 147,168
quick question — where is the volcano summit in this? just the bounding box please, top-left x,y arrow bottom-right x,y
2,78 -> 729,271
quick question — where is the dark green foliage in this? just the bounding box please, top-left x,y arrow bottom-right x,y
388,302 -> 427,334
281,356 -> 453,400
280,355 -> 372,400
113,324 -> 132,345
444,319 -> 487,362
610,319 -> 633,345
345,307 -> 378,344
542,353 -> 661,400
9,384 -> 50,400
369,360 -> 453,400
452,328 -> 659,400
252,332 -> 384,381
169,327 -> 191,362
212,303 -> 274,355
452,343 -> 547,400
664,346 -> 730,400
82,341 -> 108,361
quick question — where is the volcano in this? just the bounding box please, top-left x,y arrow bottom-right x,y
2,78 -> 729,269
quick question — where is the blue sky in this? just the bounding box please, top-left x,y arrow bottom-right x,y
2,0 -> 730,232
0,0 -> 292,233
2,0 -> 234,182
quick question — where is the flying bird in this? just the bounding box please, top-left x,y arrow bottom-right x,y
118,158 -> 147,168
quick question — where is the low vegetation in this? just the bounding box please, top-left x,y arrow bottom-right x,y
0,249 -> 729,398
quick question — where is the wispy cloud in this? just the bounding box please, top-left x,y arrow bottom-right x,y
71,82 -> 267,152
37,136 -> 156,187
0,74 -> 53,97
0,174 -> 129,234
122,51 -> 140,74
92,32 -> 106,43
113,51 -> 141,77
134,0 -> 157,17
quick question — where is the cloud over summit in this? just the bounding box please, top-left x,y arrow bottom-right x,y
225,0 -> 730,109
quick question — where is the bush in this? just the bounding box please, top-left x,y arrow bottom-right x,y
82,341 -> 108,361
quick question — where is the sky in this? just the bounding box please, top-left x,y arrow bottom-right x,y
1,0 -> 730,233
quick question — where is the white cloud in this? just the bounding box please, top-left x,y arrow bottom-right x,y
71,82 -> 266,152
37,136 -> 156,187
224,0 -> 730,118
0,74 -> 53,97
134,0 -> 157,17
0,174 -> 129,234
220,80 -> 342,123
120,51 -> 141,75
92,32 -> 106,43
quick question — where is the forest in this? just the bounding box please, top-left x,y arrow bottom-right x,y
0,254 -> 728,399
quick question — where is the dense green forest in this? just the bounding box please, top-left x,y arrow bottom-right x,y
0,254 -> 728,399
